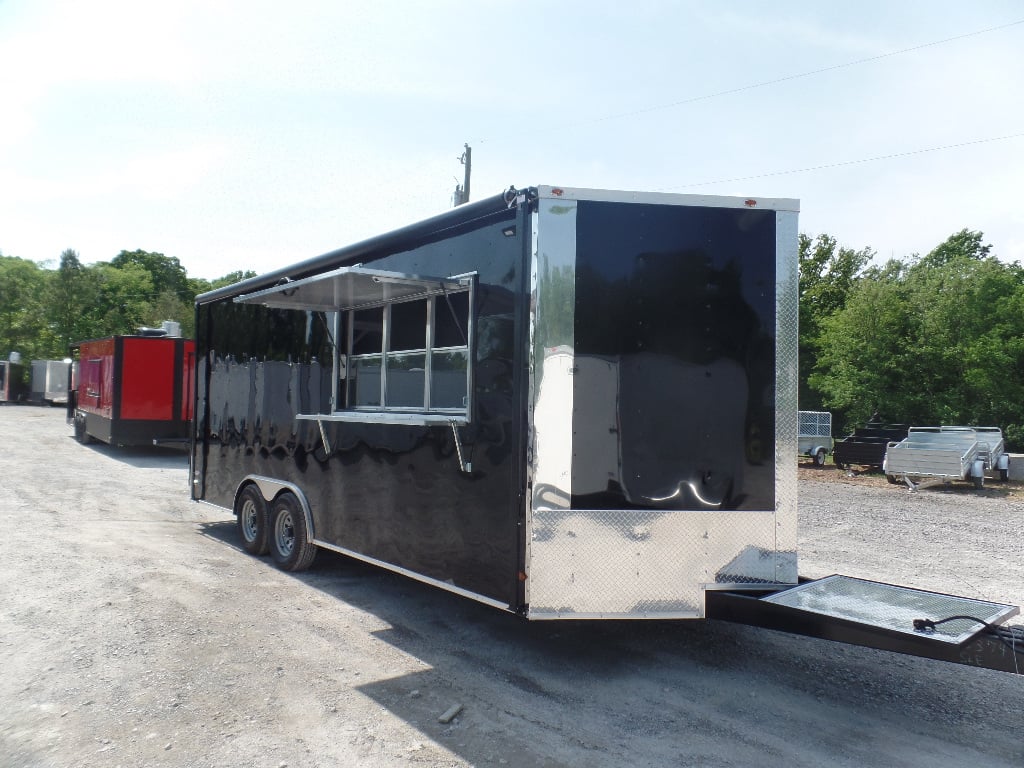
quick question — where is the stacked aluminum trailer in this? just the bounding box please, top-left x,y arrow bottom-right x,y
884,426 -> 1009,488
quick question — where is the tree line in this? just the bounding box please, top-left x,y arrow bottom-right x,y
4,231 -> 1024,448
800,228 -> 1024,448
0,248 -> 254,362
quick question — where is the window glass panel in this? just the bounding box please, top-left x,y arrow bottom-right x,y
335,282 -> 473,419
386,352 -> 426,407
330,311 -> 344,350
430,349 -> 469,409
350,355 -> 382,406
390,300 -> 427,352
435,292 -> 469,348
352,308 -> 383,355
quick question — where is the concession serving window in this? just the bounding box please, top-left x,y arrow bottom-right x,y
234,266 -> 476,426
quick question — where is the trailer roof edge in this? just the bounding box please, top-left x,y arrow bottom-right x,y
196,184 -> 801,305
195,189 -> 520,305
534,185 -> 800,212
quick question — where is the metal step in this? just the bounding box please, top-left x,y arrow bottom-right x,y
705,575 -> 1022,673
761,575 -> 1018,644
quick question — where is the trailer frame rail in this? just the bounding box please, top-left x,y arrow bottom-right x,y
706,575 -> 1022,674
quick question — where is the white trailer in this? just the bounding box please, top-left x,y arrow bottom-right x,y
30,360 -> 71,405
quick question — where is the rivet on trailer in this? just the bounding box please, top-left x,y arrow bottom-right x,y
191,185 -> 1022,674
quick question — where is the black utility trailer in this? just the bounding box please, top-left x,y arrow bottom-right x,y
192,186 -> 1021,674
833,424 -> 909,469
0,360 -> 30,403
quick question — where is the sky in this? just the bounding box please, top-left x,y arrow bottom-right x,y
1,0 -> 1022,280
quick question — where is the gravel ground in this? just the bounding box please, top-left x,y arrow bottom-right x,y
1,406 -> 1022,768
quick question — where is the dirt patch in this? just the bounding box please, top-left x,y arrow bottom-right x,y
799,461 -> 1024,498
2,406 -> 1022,768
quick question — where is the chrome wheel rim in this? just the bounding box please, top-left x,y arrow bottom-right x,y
275,509 -> 295,556
240,498 -> 259,542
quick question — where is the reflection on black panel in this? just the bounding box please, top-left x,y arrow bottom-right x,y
436,292 -> 470,347
572,201 -> 776,511
352,308 -> 384,355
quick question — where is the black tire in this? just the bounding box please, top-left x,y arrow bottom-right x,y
235,484 -> 269,556
814,448 -> 827,467
269,492 -> 317,572
73,411 -> 93,444
999,468 -> 1008,482
973,474 -> 984,490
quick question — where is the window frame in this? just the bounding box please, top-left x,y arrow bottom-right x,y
337,289 -> 473,422
232,266 -> 475,426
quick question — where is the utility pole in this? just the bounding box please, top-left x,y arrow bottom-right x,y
453,143 -> 472,206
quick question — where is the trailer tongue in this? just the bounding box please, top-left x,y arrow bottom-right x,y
707,575 -> 1022,674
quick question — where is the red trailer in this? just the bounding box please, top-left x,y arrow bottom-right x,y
69,334 -> 195,447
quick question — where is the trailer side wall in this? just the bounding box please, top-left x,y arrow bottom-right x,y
194,204 -> 527,607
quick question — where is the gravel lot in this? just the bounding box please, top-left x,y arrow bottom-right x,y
1,406 -> 1022,768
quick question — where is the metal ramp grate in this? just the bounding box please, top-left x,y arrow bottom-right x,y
762,575 -> 1019,644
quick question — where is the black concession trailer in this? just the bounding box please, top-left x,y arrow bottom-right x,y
192,186 -> 1021,674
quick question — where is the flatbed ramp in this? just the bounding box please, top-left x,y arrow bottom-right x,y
707,575 -> 1022,673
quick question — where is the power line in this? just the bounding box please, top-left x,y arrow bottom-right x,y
387,17 -> 1024,201
476,17 -> 1024,144
659,131 -> 1024,191
585,18 -> 1024,128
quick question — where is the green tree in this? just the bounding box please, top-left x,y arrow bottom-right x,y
209,270 -> 258,290
88,262 -> 155,337
916,227 -> 990,268
810,259 -> 911,426
47,249 -> 94,352
0,254 -> 50,360
111,249 -> 190,303
798,233 -> 873,410
146,289 -> 195,338
0,248 -> 262,358
812,230 -> 1024,442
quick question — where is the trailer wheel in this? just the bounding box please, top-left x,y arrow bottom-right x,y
999,469 -> 1008,482
235,484 -> 269,556
73,412 -> 92,444
973,474 -> 984,490
814,448 -> 827,467
269,492 -> 317,572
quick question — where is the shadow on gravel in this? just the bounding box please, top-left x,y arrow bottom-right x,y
193,521 -> 1024,767
197,519 -> 239,549
67,436 -> 190,469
